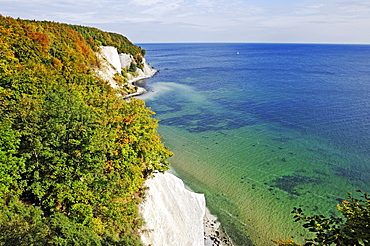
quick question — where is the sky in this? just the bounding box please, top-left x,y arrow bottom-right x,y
1,0 -> 370,44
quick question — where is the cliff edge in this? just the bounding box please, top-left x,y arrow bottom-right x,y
139,172 -> 205,246
139,172 -> 233,246
95,44 -> 233,246
95,46 -> 156,95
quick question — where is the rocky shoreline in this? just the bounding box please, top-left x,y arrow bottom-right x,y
204,208 -> 234,246
94,46 -> 156,98
96,47 -> 233,245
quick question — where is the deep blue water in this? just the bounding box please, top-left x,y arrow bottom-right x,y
137,43 -> 370,245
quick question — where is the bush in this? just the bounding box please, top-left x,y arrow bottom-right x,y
274,191 -> 370,246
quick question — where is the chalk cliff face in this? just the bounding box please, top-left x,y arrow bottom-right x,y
96,47 -> 230,246
119,53 -> 132,69
95,47 -> 231,246
99,46 -> 122,74
95,46 -> 157,90
139,172 -> 206,246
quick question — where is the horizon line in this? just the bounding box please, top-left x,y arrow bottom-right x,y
135,41 -> 370,46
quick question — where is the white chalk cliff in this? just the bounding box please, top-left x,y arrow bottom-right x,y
100,46 -> 122,74
95,46 -> 232,245
95,46 -> 157,93
139,172 -> 206,246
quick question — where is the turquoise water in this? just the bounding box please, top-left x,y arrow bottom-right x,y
137,43 -> 370,245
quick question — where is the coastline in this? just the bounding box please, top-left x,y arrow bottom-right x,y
204,206 -> 234,246
127,66 -> 158,84
123,68 -> 158,98
134,69 -> 233,246
94,46 -> 157,98
139,171 -> 233,246
96,46 -> 233,245
124,43 -> 370,246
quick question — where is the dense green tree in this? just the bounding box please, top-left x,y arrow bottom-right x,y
0,93 -> 25,203
0,14 -> 171,245
0,198 -> 51,246
274,191 -> 370,246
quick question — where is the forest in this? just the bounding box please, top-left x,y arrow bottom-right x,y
0,15 -> 172,245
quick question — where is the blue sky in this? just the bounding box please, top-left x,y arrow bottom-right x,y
1,0 -> 370,44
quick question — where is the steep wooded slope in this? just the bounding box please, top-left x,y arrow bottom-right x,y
0,15 -> 171,246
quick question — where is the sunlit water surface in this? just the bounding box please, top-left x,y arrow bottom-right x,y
137,43 -> 370,246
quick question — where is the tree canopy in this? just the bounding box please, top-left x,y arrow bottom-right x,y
273,191 -> 370,246
0,15 -> 172,245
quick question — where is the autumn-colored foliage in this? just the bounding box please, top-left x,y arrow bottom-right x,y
272,238 -> 300,246
274,191 -> 370,246
0,15 -> 171,245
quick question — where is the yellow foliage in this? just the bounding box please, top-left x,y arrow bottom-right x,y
272,238 -> 301,246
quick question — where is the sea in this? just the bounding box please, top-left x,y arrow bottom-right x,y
136,43 -> 370,246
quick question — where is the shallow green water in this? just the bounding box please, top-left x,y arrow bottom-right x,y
138,43 -> 370,245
